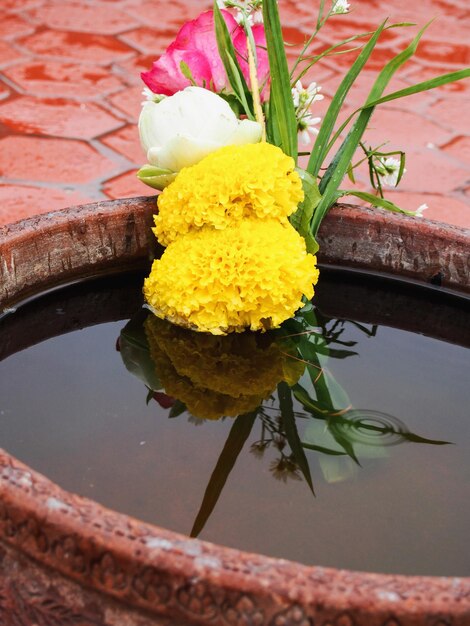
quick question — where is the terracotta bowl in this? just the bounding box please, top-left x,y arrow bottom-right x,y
0,197 -> 469,626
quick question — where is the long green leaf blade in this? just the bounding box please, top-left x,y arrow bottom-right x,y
362,68 -> 470,108
190,411 -> 257,537
324,68 -> 470,159
307,20 -> 387,178
327,416 -> 361,465
213,1 -> 254,118
278,382 -> 315,494
293,22 -> 414,85
339,190 -> 415,215
263,0 -> 298,159
290,168 -> 321,253
311,23 -> 431,236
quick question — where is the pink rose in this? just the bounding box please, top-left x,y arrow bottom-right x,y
141,10 -> 269,98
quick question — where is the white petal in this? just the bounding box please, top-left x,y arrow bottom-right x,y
227,119 -> 262,145
151,135 -> 223,171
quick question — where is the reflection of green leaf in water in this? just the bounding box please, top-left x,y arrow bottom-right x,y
301,442 -> 348,456
292,382 -> 343,417
302,408 -> 452,473
329,410 -> 453,448
119,305 -> 452,507
326,416 -> 361,465
278,381 -> 315,494
323,347 -> 358,359
120,311 -> 162,392
401,432 -> 452,446
169,399 -> 187,418
190,411 -> 257,538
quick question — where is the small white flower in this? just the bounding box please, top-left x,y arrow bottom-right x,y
298,114 -> 322,144
415,203 -> 428,217
292,82 -> 302,108
234,3 -> 263,25
292,80 -> 324,109
235,9 -> 250,24
292,80 -> 324,144
376,157 -> 405,187
331,0 -> 350,15
251,9 -> 264,24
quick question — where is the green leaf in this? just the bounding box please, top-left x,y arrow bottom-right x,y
146,388 -> 154,405
312,345 -> 358,359
327,416 -> 361,465
179,61 -> 197,86
169,400 -> 187,418
218,92 -> 245,117
119,313 -> 162,392
290,168 -> 321,253
292,383 -> 334,417
293,23 -> 414,86
400,432 -> 452,446
322,369 -> 352,410
317,0 -> 326,30
301,442 -> 348,456
338,190 -> 415,215
310,22 -> 432,237
213,1 -> 254,119
137,164 -> 176,190
278,382 -> 315,493
362,67 -> 470,109
325,69 -> 470,177
226,54 -> 255,119
307,20 -> 388,179
263,0 -> 298,159
190,411 -> 257,537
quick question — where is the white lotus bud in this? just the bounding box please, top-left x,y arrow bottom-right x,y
138,86 -> 262,174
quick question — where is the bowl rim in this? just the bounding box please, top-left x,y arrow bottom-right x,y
0,198 -> 469,626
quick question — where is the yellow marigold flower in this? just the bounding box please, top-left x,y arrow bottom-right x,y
143,219 -> 319,334
144,317 -> 304,420
153,142 -> 304,246
146,329 -> 260,419
146,317 -> 287,397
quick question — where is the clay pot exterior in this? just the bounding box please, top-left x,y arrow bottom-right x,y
0,197 -> 469,626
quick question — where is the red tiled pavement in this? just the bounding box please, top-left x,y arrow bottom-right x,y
0,183 -> 94,223
101,125 -> 143,164
3,61 -> 125,99
443,137 -> 470,166
0,97 -> 123,139
0,0 -> 469,227
19,31 -> 136,65
102,169 -> 156,200
0,15 -> 35,39
0,136 -> 119,183
107,86 -> 143,123
27,2 -> 140,35
0,40 -> 18,66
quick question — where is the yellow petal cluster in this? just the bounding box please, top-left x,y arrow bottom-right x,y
153,142 -> 304,246
145,316 -> 303,420
144,219 -> 319,335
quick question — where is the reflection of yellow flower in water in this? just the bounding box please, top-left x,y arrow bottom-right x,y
153,143 -> 304,246
145,317 -> 303,420
144,219 -> 318,335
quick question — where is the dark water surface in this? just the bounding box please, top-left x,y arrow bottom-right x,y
0,271 -> 469,577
